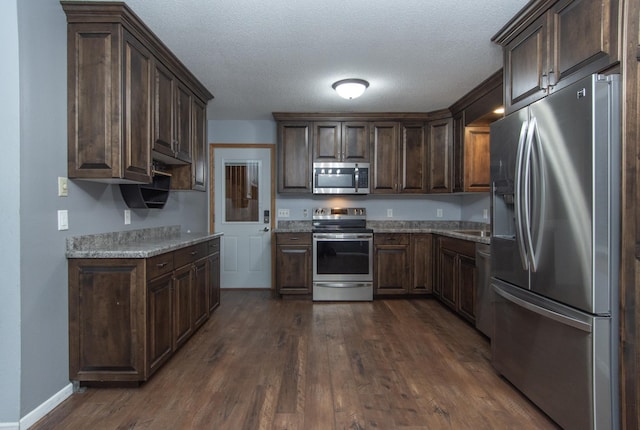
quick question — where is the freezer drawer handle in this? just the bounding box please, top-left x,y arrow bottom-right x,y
493,284 -> 592,333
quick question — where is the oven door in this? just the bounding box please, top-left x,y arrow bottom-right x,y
312,233 -> 373,282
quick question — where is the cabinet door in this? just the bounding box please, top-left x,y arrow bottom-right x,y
68,259 -> 146,382
276,245 -> 312,294
342,122 -> 369,161
173,265 -> 193,349
192,258 -> 209,330
374,235 -> 409,295
191,97 -> 207,191
438,248 -> 457,310
67,23 -> 123,180
278,122 -> 312,193
174,82 -> 193,163
313,122 -> 341,161
208,251 -> 221,313
153,62 -> 175,158
410,234 -> 432,294
457,254 -> 477,323
147,272 -> 174,375
400,123 -> 427,193
550,0 -> 619,87
122,31 -> 153,183
463,126 -> 491,192
371,122 -> 400,193
426,117 -> 453,193
504,13 -> 549,113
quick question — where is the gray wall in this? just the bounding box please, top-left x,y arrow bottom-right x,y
1,0 -> 22,423
4,0 -> 209,421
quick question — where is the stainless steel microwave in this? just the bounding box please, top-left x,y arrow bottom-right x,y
312,162 -> 370,194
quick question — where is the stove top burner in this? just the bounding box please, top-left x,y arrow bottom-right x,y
312,207 -> 369,233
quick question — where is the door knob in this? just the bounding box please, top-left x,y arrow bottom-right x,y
261,227 -> 269,232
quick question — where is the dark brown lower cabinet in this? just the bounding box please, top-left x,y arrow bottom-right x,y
147,272 -> 174,375
435,235 -> 476,323
374,233 -> 410,295
68,237 -> 221,384
410,233 -> 433,294
275,233 -> 312,295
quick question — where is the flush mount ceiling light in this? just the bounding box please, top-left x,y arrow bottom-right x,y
332,79 -> 369,100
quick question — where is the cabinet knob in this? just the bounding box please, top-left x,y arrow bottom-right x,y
190,251 -> 198,256
156,262 -> 168,268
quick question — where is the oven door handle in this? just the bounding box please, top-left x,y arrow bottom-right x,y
313,233 -> 373,240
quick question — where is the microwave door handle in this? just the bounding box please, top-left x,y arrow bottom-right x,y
354,165 -> 359,193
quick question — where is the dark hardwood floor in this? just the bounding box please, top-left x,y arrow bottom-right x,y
32,290 -> 558,429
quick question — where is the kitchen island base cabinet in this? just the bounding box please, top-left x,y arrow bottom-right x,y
68,237 -> 221,384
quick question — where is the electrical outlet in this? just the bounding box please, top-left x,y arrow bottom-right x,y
303,209 -> 308,218
436,208 -> 443,218
124,209 -> 131,225
387,209 -> 393,217
483,209 -> 489,219
58,177 -> 68,197
278,209 -> 290,218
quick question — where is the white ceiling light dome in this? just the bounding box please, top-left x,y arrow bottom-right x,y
332,79 -> 369,100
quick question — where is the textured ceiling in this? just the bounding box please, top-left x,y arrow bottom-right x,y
84,0 -> 529,120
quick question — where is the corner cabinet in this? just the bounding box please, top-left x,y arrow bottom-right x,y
62,2 -> 213,189
426,117 -> 453,193
493,0 -> 620,114
68,237 -> 221,384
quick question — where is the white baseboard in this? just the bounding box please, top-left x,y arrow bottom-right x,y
19,383 -> 73,429
0,423 -> 19,430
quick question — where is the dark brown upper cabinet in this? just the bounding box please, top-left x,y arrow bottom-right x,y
62,2 -> 213,188
493,0 -> 619,114
313,121 -> 369,162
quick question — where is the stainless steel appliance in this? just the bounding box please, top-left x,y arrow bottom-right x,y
490,74 -> 620,430
312,207 -> 373,301
312,162 -> 370,194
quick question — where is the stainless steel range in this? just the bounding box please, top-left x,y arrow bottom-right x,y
312,207 -> 373,301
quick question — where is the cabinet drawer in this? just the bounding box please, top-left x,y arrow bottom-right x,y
147,252 -> 174,280
439,236 -> 475,257
276,233 -> 311,245
174,243 -> 207,268
208,238 -> 220,255
374,233 -> 409,245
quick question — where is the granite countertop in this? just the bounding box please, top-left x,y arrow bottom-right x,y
66,225 -> 223,259
274,220 -> 491,244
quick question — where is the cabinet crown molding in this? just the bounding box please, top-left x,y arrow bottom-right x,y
272,110 -> 451,122
491,0 -> 556,45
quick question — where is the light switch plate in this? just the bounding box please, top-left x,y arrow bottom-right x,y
124,209 -> 131,225
436,208 -> 443,218
58,177 -> 68,197
58,210 -> 69,230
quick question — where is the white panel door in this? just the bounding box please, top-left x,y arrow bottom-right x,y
214,147 -> 272,289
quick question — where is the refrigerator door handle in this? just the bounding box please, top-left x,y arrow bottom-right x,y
493,283 -> 592,333
514,120 -> 530,270
522,116 -> 537,272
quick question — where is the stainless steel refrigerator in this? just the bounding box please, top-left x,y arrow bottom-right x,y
490,74 -> 620,430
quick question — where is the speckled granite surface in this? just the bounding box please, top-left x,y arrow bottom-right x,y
66,225 -> 223,258
274,220 -> 490,244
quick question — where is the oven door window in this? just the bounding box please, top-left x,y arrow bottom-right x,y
316,239 -> 369,275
